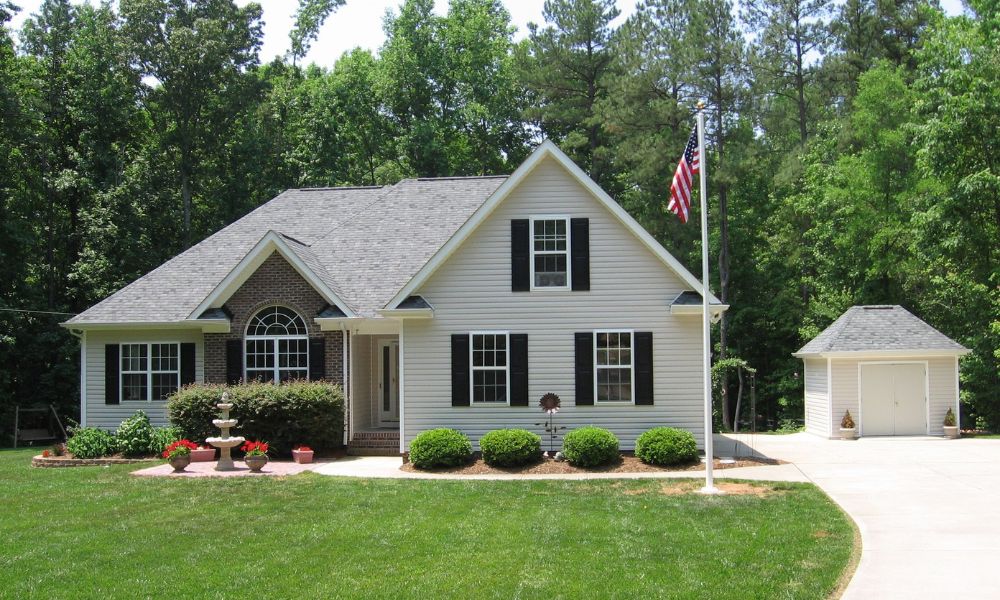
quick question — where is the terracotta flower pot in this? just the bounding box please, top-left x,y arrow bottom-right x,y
168,454 -> 191,472
245,455 -> 268,472
190,448 -> 216,462
292,449 -> 314,464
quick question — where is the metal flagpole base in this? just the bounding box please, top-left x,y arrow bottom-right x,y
698,485 -> 725,495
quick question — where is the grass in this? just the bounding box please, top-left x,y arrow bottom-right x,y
0,449 -> 854,599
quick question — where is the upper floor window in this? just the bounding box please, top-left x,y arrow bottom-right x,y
531,217 -> 569,289
471,332 -> 509,404
121,342 -> 179,401
595,330 -> 633,403
245,306 -> 309,383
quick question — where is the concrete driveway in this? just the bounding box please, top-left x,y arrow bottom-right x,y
719,432 -> 1000,599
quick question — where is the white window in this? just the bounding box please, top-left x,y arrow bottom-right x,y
470,332 -> 509,404
531,217 -> 570,289
121,342 -> 180,402
594,331 -> 633,404
245,306 -> 309,383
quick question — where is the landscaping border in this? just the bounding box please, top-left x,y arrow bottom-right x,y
31,455 -> 159,468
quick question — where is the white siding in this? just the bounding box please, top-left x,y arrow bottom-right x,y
402,157 -> 705,450
828,356 -> 959,436
84,329 -> 204,429
803,358 -> 830,436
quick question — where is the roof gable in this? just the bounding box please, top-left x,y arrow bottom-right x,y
385,140 -> 721,309
795,305 -> 969,356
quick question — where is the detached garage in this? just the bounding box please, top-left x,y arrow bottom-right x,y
794,305 -> 970,438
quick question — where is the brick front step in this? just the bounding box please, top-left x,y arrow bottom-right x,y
348,430 -> 400,456
346,446 -> 402,456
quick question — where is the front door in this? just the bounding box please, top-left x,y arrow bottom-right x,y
378,340 -> 399,425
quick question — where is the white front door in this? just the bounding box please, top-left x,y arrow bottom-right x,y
860,363 -> 926,436
378,340 -> 399,425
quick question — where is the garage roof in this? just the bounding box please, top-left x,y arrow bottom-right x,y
795,305 -> 969,356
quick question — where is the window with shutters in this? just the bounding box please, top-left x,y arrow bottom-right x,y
594,331 -> 634,404
531,216 -> 570,289
470,332 -> 509,404
244,306 -> 309,383
121,342 -> 180,401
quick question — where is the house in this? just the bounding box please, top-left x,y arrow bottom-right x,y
62,141 -> 727,453
794,305 -> 970,438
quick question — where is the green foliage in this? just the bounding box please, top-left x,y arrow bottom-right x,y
167,382 -> 345,455
562,426 -> 619,467
943,408 -> 957,427
114,411 -> 157,457
408,428 -> 473,469
66,427 -> 116,459
635,427 -> 698,466
151,426 -> 183,454
479,428 -> 542,467
841,410 -> 855,429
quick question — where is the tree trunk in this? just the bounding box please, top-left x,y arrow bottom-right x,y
733,367 -> 744,433
181,141 -> 192,250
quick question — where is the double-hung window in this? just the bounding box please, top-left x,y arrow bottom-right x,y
531,217 -> 570,289
121,343 -> 180,401
594,331 -> 633,403
470,332 -> 509,404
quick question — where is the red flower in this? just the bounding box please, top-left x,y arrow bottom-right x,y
162,439 -> 197,459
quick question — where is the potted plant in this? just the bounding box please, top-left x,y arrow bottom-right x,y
162,439 -> 198,472
292,445 -> 314,464
839,410 -> 857,440
943,408 -> 960,439
190,445 -> 216,462
241,440 -> 269,472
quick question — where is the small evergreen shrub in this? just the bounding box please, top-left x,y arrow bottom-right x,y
168,382 -> 345,455
66,427 -> 117,459
635,427 -> 698,466
409,428 -> 472,469
562,426 -> 619,467
480,429 -> 542,467
115,411 -> 157,457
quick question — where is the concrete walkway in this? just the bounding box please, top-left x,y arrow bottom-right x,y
723,432 -> 1000,599
311,455 -> 808,481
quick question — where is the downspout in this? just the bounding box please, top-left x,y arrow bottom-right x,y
341,324 -> 349,446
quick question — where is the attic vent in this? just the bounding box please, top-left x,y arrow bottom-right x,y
862,306 -> 895,310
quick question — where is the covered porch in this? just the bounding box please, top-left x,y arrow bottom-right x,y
348,331 -> 401,455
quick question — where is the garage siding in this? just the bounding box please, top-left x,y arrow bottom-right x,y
402,157 -> 705,451
803,358 -> 830,436
828,356 -> 958,436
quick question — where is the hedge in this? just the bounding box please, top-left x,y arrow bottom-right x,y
562,426 -> 620,467
480,428 -> 541,467
167,381 -> 344,455
634,427 -> 698,466
408,428 -> 472,469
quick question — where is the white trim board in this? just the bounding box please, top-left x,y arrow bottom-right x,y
385,140 -> 724,310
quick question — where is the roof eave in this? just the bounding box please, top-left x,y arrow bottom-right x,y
60,320 -> 231,334
793,348 -> 972,359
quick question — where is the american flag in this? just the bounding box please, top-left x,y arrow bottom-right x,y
667,127 -> 700,223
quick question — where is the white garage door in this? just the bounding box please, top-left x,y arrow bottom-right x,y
860,363 -> 927,436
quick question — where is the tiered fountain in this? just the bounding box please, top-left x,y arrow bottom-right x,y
206,392 -> 245,471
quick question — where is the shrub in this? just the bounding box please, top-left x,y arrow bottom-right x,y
480,429 -> 542,467
562,426 -> 619,467
66,427 -> 117,459
167,381 -> 345,455
635,427 -> 698,466
115,411 -> 157,457
151,426 -> 183,454
409,428 -> 472,469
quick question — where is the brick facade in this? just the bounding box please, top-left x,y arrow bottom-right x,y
203,251 -> 348,390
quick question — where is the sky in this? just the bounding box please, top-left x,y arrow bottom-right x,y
8,0 -> 968,68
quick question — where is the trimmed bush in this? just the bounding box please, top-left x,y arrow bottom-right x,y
562,426 -> 620,467
480,429 -> 541,467
635,427 -> 698,466
167,381 -> 344,455
66,427 -> 117,459
115,411 -> 157,457
409,428 -> 472,469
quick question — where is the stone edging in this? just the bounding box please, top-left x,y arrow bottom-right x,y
31,455 -> 160,468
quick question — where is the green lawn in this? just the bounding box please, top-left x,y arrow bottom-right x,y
0,449 -> 854,599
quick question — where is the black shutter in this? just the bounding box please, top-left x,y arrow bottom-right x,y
634,332 -> 654,405
180,343 -> 196,386
104,344 -> 119,405
309,337 -> 326,380
509,334 -> 528,406
511,219 -> 530,292
571,218 -> 590,291
225,339 -> 243,385
574,332 -> 594,405
451,334 -> 470,406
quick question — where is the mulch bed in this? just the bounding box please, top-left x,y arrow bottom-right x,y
401,455 -> 782,475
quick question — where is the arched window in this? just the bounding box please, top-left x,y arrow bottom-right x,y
244,306 -> 309,383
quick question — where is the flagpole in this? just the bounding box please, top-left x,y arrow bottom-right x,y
696,101 -> 720,495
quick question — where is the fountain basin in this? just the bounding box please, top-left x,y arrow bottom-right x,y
206,436 -> 245,449
212,419 -> 238,428
217,403 -> 234,410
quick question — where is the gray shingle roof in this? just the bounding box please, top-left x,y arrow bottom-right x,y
671,291 -> 725,306
68,177 -> 506,324
795,305 -> 968,355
